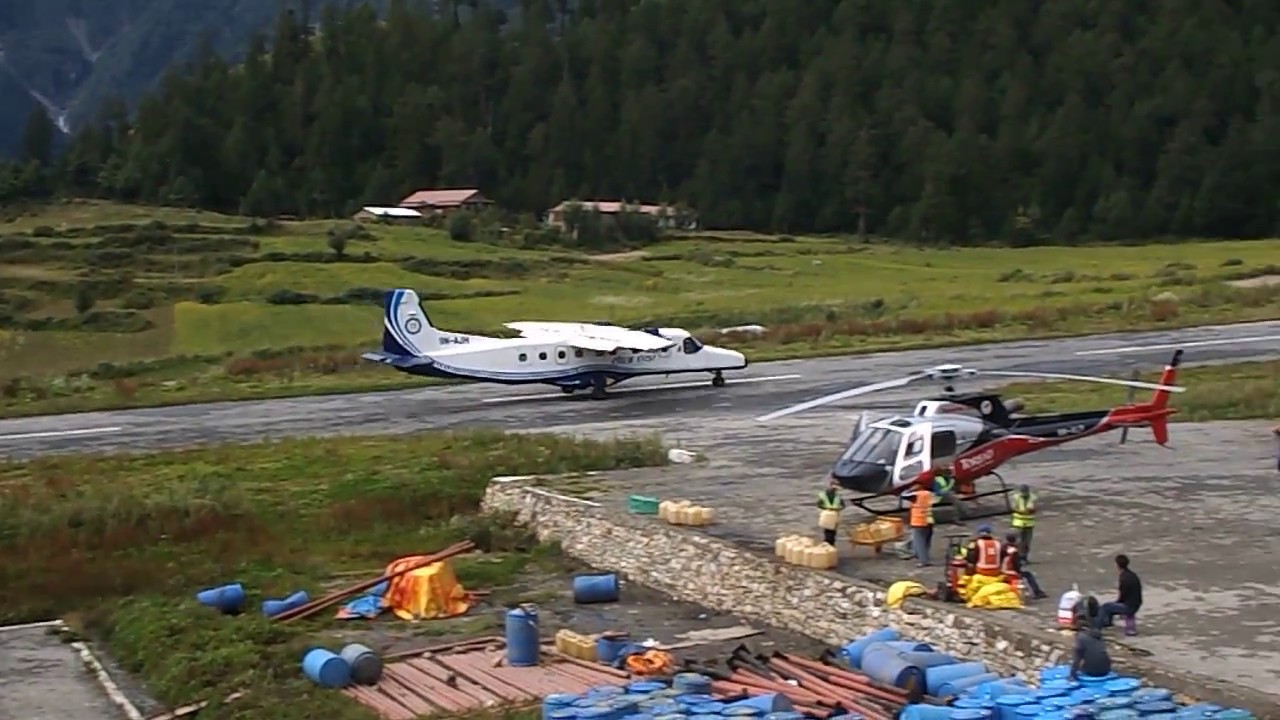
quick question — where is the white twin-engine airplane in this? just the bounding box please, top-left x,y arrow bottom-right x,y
361,288 -> 749,398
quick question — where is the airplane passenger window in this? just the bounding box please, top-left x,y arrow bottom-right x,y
538,352 -> 547,360
557,350 -> 566,360
518,353 -> 528,362
574,349 -> 583,357
682,337 -> 703,354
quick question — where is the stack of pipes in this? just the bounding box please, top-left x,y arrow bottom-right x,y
705,647 -> 916,720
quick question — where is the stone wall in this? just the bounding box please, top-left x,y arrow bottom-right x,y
483,475 -> 1277,717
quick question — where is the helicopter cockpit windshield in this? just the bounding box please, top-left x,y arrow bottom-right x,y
838,427 -> 902,466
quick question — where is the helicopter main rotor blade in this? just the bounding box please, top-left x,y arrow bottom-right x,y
755,374 -> 926,422
979,370 -> 1185,393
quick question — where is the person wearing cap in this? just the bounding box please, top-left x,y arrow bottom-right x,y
1010,484 -> 1037,562
965,524 -> 1003,577
816,477 -> 847,546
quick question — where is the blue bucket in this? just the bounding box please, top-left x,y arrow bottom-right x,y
300,647 -> 350,688
994,695 -> 1036,720
724,694 -> 793,714
839,627 -> 900,668
195,583 -> 245,614
937,672 -> 1002,698
900,705 -> 955,720
573,573 -> 621,603
925,661 -> 989,695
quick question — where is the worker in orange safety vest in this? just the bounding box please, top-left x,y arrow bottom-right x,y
907,486 -> 935,568
1000,532 -> 1049,600
965,524 -> 1003,577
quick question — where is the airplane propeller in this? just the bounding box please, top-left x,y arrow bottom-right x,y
755,363 -> 1185,422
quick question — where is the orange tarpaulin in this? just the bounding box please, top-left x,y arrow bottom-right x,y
383,556 -> 474,621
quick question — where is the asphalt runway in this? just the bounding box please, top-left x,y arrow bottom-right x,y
0,319 -> 1277,459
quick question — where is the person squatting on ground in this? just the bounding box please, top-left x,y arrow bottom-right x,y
1067,618 -> 1113,681
1001,532 -> 1048,600
1097,554 -> 1143,636
1010,484 -> 1037,562
817,477 -> 846,546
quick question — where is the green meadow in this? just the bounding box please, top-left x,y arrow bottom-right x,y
1,199 -> 1277,417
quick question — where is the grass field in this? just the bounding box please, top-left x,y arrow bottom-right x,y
1000,360 -> 1280,422
0,429 -> 667,719
2,199 -> 1278,418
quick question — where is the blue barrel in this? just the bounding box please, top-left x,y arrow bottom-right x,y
724,694 -> 793,714
881,640 -> 936,653
839,627 -> 900,668
900,705 -> 955,720
1131,689 -> 1172,704
1071,709 -> 1098,720
995,695 -> 1036,720
688,715 -> 720,720
1044,679 -> 1082,693
690,703 -> 724,714
1177,705 -> 1221,717
1135,702 -> 1178,716
723,708 -> 763,718
829,715 -> 866,720
1042,696 -> 1076,712
628,681 -> 667,694
1071,688 -> 1109,705
573,573 -> 621,603
1097,695 -> 1134,710
954,698 -> 996,711
652,715 -> 687,720
641,702 -> 680,715
674,694 -> 715,706
1036,688 -> 1068,702
951,711 -> 994,720
937,672 -> 1002,698
1040,665 -> 1071,683
1079,672 -> 1118,687
1097,712 -> 1139,720
578,708 -> 611,720
765,713 -> 807,720
262,590 -> 310,618
301,648 -> 350,688
899,651 -> 958,669
1013,705 -> 1043,720
620,716 -> 655,720
195,583 -> 245,614
591,685 -> 626,698
672,674 -> 712,694
505,605 -> 539,667
339,643 -> 382,686
860,644 -> 924,689
1104,678 -> 1141,696
575,699 -> 600,708
549,710 -> 577,720
1039,713 -> 1069,720
925,661 -> 989,695
544,694 -> 579,720
970,679 -> 1033,701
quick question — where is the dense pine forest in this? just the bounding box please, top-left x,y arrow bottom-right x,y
4,0 -> 1280,243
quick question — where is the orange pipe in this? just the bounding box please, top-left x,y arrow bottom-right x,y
767,657 -> 896,720
721,675 -> 826,705
778,654 -> 910,700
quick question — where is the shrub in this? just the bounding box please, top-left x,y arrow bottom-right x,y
447,211 -> 475,241
264,289 -> 318,305
120,289 -> 158,309
194,286 -> 226,304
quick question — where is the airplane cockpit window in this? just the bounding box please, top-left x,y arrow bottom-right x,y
838,428 -> 900,466
682,337 -> 703,354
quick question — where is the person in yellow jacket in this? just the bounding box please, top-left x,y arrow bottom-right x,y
817,477 -> 846,545
1011,484 -> 1037,563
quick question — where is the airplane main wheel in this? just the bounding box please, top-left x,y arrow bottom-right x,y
711,371 -> 726,388
561,387 -> 575,394
590,376 -> 608,400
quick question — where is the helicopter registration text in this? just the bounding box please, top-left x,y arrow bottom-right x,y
957,448 -> 996,473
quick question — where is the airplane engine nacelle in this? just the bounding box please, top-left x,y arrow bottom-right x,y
1004,398 -> 1025,414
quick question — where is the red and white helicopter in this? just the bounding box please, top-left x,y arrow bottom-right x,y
756,350 -> 1186,520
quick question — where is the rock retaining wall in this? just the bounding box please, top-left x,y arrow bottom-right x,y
482,475 -> 1277,716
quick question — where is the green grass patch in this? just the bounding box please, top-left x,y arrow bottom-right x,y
1000,360 -> 1280,422
0,429 -> 667,719
2,202 -> 1279,417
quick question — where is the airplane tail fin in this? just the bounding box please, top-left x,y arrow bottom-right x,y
381,288 -> 439,356
1109,349 -> 1182,446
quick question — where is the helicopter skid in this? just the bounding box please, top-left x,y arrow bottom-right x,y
850,471 -> 1015,522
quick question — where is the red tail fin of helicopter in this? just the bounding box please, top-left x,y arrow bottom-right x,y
1106,349 -> 1182,446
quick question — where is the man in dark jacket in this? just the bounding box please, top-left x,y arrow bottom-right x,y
1067,624 -> 1113,680
1098,554 -> 1143,636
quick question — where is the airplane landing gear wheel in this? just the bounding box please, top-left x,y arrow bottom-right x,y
561,387 -> 575,394
711,371 -> 726,388
590,376 -> 608,400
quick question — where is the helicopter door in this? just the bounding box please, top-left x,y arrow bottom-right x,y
892,423 -> 933,488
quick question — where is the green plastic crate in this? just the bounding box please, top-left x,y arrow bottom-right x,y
628,495 -> 660,514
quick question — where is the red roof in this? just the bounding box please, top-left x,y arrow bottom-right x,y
398,188 -> 489,208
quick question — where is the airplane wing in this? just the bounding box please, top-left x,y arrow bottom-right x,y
504,321 -> 675,352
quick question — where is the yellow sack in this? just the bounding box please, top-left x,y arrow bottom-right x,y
967,581 -> 1023,609
955,571 -> 1000,602
886,580 -> 928,609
